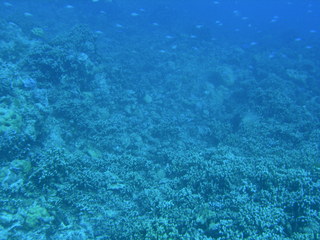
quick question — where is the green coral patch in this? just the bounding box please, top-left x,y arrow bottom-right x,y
0,106 -> 22,133
24,206 -> 51,229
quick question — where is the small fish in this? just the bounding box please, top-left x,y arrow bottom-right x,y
270,16 -> 279,23
8,22 -> 17,26
215,20 -> 223,26
268,53 -> 275,58
65,5 -> 74,9
130,12 -> 139,17
24,12 -> 33,17
3,2 -> 13,7
233,10 -> 240,16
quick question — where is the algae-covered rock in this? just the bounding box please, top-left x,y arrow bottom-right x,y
86,147 -> 102,159
24,205 -> 51,229
0,166 -> 24,192
286,68 -> 308,84
0,167 -> 10,182
0,211 -> 14,226
207,65 -> 236,87
0,106 -> 22,133
10,159 -> 32,175
31,27 -> 45,37
143,94 -> 153,104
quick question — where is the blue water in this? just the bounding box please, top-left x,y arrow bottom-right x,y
0,1 -> 319,239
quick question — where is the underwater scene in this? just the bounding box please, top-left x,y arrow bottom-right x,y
0,0 -> 320,239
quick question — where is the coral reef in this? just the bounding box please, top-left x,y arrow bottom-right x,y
0,2 -> 319,239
